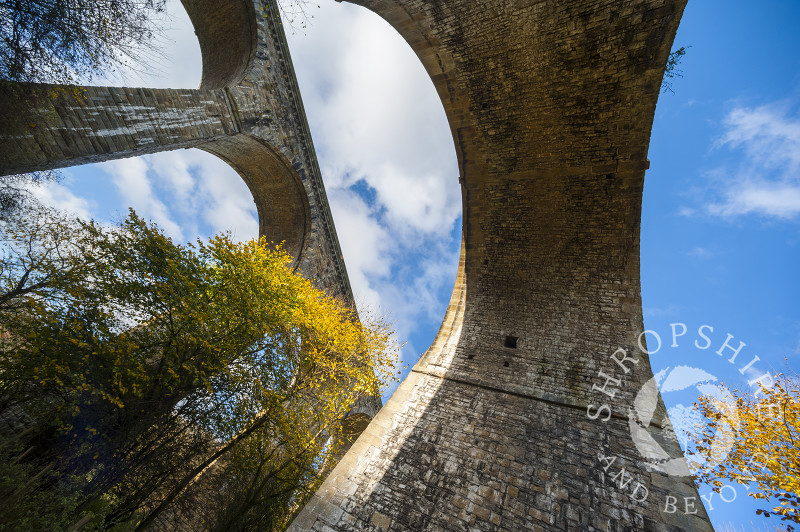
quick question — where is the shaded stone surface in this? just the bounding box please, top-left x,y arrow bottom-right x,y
0,0 -> 356,310
289,0 -> 714,530
0,0 -> 713,528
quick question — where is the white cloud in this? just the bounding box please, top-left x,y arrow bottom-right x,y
101,157 -> 185,241
150,150 -> 195,203
719,105 -> 800,172
26,180 -> 95,220
367,163 -> 460,237
96,149 -> 259,244
328,188 -> 391,311
286,2 -> 462,374
188,151 -> 259,242
146,0 -> 203,89
687,246 -> 713,258
705,103 -> 800,220
286,3 -> 460,238
708,180 -> 800,219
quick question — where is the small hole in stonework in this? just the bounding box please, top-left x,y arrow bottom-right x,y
504,335 -> 518,349
467,354 -> 474,360
503,361 -> 509,367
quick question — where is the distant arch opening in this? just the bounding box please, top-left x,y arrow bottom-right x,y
180,0 -> 258,90
200,134 -> 310,266
340,412 -> 372,449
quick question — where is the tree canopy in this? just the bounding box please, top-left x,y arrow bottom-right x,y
0,204 -> 399,530
690,373 -> 800,530
0,0 -> 169,84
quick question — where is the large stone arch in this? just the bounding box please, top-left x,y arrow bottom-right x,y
289,1 -> 715,530
0,0 -> 354,305
199,134 -> 310,267
181,0 -> 259,90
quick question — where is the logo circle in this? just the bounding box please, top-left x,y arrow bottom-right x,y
628,365 -> 740,476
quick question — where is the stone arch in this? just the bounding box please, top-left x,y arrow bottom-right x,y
199,134 -> 310,267
289,1 -> 716,530
180,0 -> 258,90
0,0 -> 354,303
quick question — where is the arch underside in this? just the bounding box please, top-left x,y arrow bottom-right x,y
181,0 -> 258,90
0,0 -> 353,304
199,134 -> 310,265
289,1 -> 714,531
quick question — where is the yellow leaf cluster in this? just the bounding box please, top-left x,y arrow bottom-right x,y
0,205 -> 401,528
690,372 -> 800,528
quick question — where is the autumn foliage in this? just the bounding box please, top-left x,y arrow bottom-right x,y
0,205 -> 399,530
690,373 -> 800,529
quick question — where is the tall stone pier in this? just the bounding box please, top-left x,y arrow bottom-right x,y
290,0 -> 713,530
0,0 -> 714,528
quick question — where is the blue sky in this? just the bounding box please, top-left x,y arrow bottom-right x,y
27,0 -> 799,529
641,1 -> 799,527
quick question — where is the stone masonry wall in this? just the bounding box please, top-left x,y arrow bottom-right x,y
0,84 -> 238,174
0,0 -> 714,527
290,0 -> 713,530
0,0 -> 354,309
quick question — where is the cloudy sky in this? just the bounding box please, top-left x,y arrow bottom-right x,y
27,0 -> 799,528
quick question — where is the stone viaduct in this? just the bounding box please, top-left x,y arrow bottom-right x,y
0,0 -> 356,308
0,0 -> 713,530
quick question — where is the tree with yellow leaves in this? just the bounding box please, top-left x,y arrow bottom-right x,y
690,372 -> 800,530
0,203 -> 399,530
